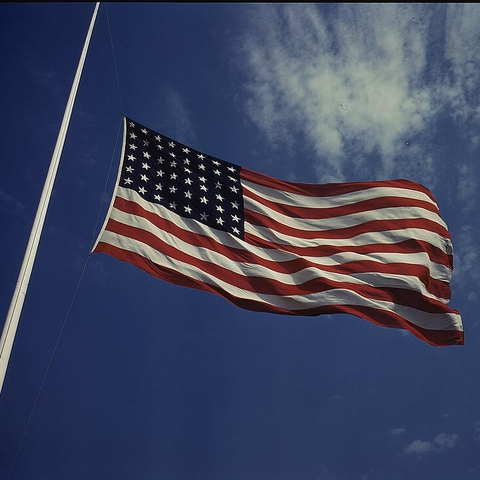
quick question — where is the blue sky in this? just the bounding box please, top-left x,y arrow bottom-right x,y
0,3 -> 479,480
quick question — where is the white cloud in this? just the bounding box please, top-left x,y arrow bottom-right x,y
404,439 -> 436,456
444,4 -> 480,145
403,432 -> 459,457
434,432 -> 459,450
239,4 -> 480,182
390,427 -> 406,436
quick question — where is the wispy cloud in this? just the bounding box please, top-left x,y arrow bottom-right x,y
239,4 -> 480,184
390,427 -> 406,436
27,61 -> 62,95
473,421 -> 480,444
443,4 -> 480,147
457,164 -> 477,215
161,86 -> 196,146
0,187 -> 27,217
452,224 -> 480,302
403,432 -> 459,458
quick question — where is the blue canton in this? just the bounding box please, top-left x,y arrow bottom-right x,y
120,119 -> 245,239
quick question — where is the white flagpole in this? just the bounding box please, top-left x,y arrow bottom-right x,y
0,2 -> 101,394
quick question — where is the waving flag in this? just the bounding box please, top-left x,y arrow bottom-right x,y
93,117 -> 463,346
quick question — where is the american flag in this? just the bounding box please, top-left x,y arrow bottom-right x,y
93,117 -> 464,346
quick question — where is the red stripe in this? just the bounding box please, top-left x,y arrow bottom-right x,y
112,196 -> 451,299
241,168 -> 438,203
246,209 -> 449,240
94,242 -> 463,347
103,216 -> 455,315
245,232 -> 453,270
244,184 -> 441,220
113,195 -> 453,272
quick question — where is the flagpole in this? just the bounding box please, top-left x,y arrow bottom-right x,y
0,2 -> 101,395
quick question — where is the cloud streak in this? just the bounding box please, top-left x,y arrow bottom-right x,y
403,432 -> 459,457
240,4 -> 480,184
0,187 -> 26,217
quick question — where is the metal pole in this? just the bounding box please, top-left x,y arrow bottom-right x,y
0,2 -> 101,394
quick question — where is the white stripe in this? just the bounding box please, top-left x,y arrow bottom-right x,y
312,251 -> 452,284
242,179 -> 439,210
106,206 -> 451,304
98,230 -> 462,332
246,222 -> 452,255
112,187 -> 452,284
245,193 -> 448,233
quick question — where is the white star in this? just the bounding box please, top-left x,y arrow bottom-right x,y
138,186 -> 146,194
129,133 -> 137,139
141,128 -> 148,134
216,205 -> 225,213
199,176 -> 206,183
143,140 -> 150,147
155,183 -> 163,191
142,162 -> 150,170
232,227 -> 240,235
124,178 -> 133,185
169,152 -> 176,158
228,176 -> 238,183
227,166 -> 236,172
170,186 -> 178,193
184,158 -> 190,165
200,212 -> 208,221
127,154 -> 136,161
215,194 -> 224,202
125,166 -> 134,173
184,168 -> 192,174
200,185 -> 208,192
198,164 -> 206,171
215,181 -> 222,189
212,160 -> 220,166
232,214 -> 240,222
185,178 -> 192,185
157,157 -> 165,164
213,169 -> 221,176
184,205 -> 192,214
157,170 -> 164,177
170,160 -> 177,168
183,148 -> 190,154
169,141 -> 176,148
140,174 -> 148,182
231,201 -> 239,209
230,186 -> 239,193
216,217 -> 225,225
143,151 -> 151,159
197,154 -> 205,160
129,144 -> 137,150
154,194 -> 163,201
128,121 -> 135,127
170,202 -> 177,209
185,190 -> 192,199
155,135 -> 162,142
200,196 -> 208,204
170,173 -> 178,180
156,144 -> 164,150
